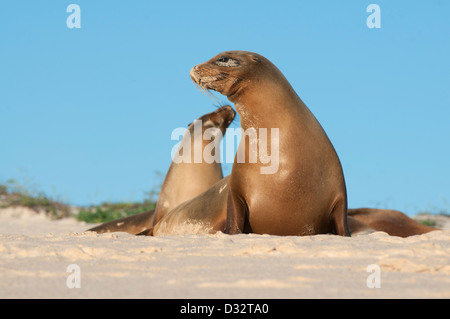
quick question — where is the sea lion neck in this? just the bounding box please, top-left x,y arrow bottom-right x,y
230,70 -> 307,130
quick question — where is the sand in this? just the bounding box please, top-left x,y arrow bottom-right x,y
0,207 -> 449,299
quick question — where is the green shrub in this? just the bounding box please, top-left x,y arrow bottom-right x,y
76,202 -> 156,224
1,174 -> 161,222
419,219 -> 437,227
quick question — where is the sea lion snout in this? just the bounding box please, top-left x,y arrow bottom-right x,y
190,65 -> 201,85
190,62 -> 228,92
211,105 -> 236,127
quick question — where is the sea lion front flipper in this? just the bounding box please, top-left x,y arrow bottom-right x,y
329,197 -> 351,236
225,190 -> 246,234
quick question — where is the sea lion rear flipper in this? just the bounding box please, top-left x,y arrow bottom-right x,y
85,209 -> 155,235
347,216 -> 375,236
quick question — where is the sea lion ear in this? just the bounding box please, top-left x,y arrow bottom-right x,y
249,55 -> 261,63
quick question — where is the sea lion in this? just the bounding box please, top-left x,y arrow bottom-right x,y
86,105 -> 235,234
152,104 -> 235,225
348,208 -> 438,237
190,51 -> 350,236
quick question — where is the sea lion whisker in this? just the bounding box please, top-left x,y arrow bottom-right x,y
193,82 -> 220,103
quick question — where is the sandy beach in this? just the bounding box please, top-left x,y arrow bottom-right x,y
0,207 -> 449,299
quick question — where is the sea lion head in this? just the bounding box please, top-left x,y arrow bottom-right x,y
190,51 -> 265,101
199,105 -> 235,133
187,105 -> 236,136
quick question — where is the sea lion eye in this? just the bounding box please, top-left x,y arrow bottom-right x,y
218,56 -> 229,63
216,56 -> 240,67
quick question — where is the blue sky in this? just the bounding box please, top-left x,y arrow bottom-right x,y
1,1 -> 449,215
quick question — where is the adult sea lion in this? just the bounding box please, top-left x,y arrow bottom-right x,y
348,208 -> 438,237
190,51 -> 350,236
86,105 -> 235,234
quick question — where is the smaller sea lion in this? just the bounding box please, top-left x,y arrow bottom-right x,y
86,105 -> 235,235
